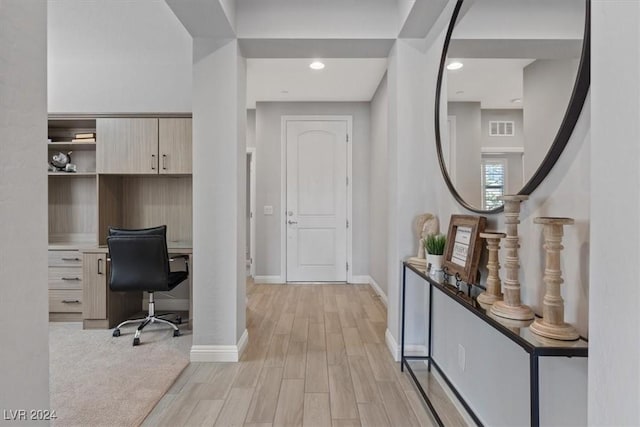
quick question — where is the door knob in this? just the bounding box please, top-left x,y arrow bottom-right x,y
288,220 -> 298,224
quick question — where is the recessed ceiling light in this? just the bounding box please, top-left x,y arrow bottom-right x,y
447,61 -> 464,71
456,90 -> 464,95
280,90 -> 289,94
511,98 -> 522,104
309,61 -> 325,70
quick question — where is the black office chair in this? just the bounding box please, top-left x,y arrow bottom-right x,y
107,225 -> 188,346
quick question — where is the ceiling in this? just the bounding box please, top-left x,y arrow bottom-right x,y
446,58 -> 534,109
246,58 -> 387,109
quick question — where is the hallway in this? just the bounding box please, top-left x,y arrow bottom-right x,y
143,283 -> 464,426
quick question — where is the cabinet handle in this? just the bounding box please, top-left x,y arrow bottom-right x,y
61,300 -> 81,304
61,277 -> 81,281
61,257 -> 80,261
98,258 -> 103,275
162,154 -> 167,170
151,154 -> 156,170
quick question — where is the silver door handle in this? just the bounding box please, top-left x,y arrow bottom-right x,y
288,220 -> 298,224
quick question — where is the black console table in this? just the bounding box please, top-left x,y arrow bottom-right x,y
400,261 -> 588,427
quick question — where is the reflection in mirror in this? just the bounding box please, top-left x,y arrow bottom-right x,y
437,0 -> 588,212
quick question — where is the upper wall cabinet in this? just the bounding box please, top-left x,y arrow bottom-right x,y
159,118 -> 192,174
97,118 -> 192,174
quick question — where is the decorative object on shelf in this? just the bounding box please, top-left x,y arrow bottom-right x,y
443,215 -> 487,284
49,151 -> 77,173
529,217 -> 579,341
477,232 -> 506,305
425,233 -> 446,272
407,213 -> 439,267
488,311 -> 533,335
491,195 -> 535,320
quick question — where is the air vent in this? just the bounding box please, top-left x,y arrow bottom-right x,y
489,121 -> 515,137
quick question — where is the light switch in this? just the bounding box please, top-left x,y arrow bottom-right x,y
263,205 -> 274,215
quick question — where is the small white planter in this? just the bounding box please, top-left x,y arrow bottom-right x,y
427,254 -> 444,272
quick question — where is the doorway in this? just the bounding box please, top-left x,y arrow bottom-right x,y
246,148 -> 256,278
281,116 -> 352,282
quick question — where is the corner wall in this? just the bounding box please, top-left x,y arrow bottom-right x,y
0,1 -> 50,418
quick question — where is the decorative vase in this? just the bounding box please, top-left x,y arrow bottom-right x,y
427,254 -> 443,272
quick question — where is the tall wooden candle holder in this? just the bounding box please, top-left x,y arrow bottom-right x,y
477,232 -> 506,305
491,195 -> 535,320
529,217 -> 579,341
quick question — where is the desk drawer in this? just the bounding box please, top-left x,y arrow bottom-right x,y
49,250 -> 82,267
48,267 -> 83,290
49,290 -> 83,313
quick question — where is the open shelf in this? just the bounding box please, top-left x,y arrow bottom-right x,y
47,141 -> 96,151
48,172 -> 96,177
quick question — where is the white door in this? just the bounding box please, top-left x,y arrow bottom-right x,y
286,120 -> 348,282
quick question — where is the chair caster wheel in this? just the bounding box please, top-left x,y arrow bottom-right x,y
175,316 -> 182,325
112,329 -> 121,337
173,330 -> 181,337
133,337 -> 140,346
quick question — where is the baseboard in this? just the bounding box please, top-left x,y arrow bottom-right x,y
367,276 -> 388,307
385,329 -> 400,361
142,298 -> 189,311
384,328 -> 428,362
190,329 -> 249,362
350,275 -> 370,284
254,275 -> 284,284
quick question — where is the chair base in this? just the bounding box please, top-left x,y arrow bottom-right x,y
112,313 -> 181,346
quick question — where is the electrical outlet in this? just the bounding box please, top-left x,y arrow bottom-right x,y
458,344 -> 466,372
263,205 -> 273,215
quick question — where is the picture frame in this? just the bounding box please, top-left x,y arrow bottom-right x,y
443,214 -> 487,284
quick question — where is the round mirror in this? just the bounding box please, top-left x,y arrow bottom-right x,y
435,0 -> 590,213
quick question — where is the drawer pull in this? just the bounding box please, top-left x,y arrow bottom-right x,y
61,257 -> 80,261
98,258 -> 103,275
61,277 -> 81,281
61,300 -> 81,304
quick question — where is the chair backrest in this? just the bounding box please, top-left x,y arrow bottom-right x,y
107,225 -> 170,292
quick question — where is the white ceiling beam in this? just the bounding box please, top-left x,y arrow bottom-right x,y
165,0 -> 236,39
238,39 -> 394,59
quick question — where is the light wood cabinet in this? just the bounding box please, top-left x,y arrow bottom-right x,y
82,252 -> 107,320
97,118 -> 159,174
97,118 -> 192,175
159,118 -> 192,174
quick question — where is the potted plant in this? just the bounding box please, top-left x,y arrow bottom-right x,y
424,234 -> 446,272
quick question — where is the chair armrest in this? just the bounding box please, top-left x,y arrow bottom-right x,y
169,254 -> 189,274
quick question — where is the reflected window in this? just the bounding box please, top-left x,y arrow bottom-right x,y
482,157 -> 506,210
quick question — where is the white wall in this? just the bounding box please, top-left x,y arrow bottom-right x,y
247,109 -> 256,148
192,39 -> 246,358
0,1 -> 50,419
523,59 -> 579,179
370,75 -> 389,294
391,1 -> 590,422
448,101 -> 482,207
48,0 -> 192,113
254,102 -> 371,279
589,1 -> 640,424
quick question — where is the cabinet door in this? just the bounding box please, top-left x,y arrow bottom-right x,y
159,118 -> 192,174
82,253 -> 107,319
97,118 -> 159,174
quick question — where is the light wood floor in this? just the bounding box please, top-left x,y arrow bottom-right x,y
144,282 -> 464,426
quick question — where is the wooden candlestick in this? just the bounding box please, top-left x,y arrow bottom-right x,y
491,195 -> 535,320
529,217 -> 579,341
477,232 -> 506,305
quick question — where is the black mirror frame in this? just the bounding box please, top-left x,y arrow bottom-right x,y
434,0 -> 591,214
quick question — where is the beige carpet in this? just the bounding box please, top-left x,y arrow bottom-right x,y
49,322 -> 191,427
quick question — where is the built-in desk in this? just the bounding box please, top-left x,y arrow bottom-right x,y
80,245 -> 192,330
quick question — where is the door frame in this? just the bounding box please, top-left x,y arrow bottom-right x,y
247,147 -> 256,277
280,115 -> 353,283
